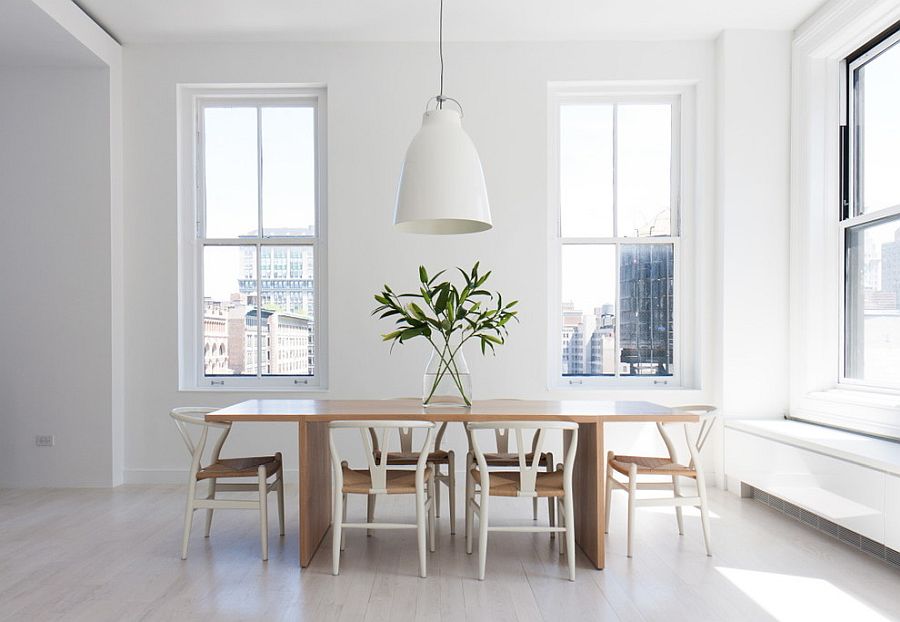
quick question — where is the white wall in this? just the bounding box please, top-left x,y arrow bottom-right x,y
122,40 -> 723,482
0,67 -> 113,486
715,30 -> 792,418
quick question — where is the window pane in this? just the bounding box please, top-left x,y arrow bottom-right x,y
619,244 -> 674,376
261,107 -> 316,236
203,107 -> 259,238
560,105 -> 614,237
618,104 -> 672,237
257,245 -> 315,376
203,246 -> 257,376
845,217 -> 900,385
854,40 -> 900,215
561,245 -> 616,376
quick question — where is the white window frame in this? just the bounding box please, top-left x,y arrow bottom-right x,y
547,83 -> 697,390
176,84 -> 328,391
789,1 -> 900,439
839,27 -> 900,392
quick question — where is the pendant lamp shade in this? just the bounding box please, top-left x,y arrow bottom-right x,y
394,108 -> 492,234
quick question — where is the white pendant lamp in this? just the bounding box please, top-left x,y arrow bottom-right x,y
394,0 -> 492,234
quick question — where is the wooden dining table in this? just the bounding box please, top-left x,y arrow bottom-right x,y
206,398 -> 697,570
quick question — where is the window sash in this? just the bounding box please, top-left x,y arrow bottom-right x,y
551,91 -> 683,387
840,27 -> 900,392
178,85 -> 327,391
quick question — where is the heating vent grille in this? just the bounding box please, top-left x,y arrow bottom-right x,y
749,485 -> 900,571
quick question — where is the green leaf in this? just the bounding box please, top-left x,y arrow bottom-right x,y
381,329 -> 404,341
399,326 -> 429,342
482,334 -> 503,345
434,287 -> 449,314
419,265 -> 428,284
427,269 -> 446,285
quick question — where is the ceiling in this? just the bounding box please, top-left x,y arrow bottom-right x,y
0,0 -> 103,66
75,0 -> 826,44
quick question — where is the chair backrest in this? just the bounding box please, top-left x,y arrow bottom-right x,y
467,421 -> 579,497
330,420 -> 435,495
169,407 -> 232,476
657,405 -> 717,469
369,421 -> 449,454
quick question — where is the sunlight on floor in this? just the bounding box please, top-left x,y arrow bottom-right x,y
639,505 -> 721,519
717,567 -> 891,622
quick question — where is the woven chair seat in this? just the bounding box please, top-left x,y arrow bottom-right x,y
481,451 -> 552,467
608,455 -> 696,478
373,449 -> 450,465
341,465 -> 434,494
469,468 -> 565,497
197,455 -> 282,480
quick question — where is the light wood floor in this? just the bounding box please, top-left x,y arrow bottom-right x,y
1,484 -> 898,622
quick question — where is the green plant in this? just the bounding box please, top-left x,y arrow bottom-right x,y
373,262 -> 519,406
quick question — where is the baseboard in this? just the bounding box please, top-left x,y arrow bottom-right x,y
124,468 -> 300,485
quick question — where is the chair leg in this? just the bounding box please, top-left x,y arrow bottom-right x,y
465,453 -> 474,555
341,493 -> 348,551
428,469 -> 436,553
367,494 -> 376,537
258,466 -> 268,561
557,497 -> 565,556
416,477 -> 428,578
332,485 -> 343,575
548,455 -> 556,539
604,474 -> 613,535
697,473 -> 713,557
434,463 -> 441,518
672,474 -> 685,536
204,477 -> 216,537
276,473 -> 285,537
180,477 -> 197,560
564,493 -> 576,581
626,464 -> 637,558
477,491 -> 489,581
448,452 -> 456,535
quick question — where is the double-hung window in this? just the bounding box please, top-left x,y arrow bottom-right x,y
178,86 -> 327,390
842,27 -> 900,390
551,88 -> 684,387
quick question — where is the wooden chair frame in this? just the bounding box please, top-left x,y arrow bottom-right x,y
368,421 -> 457,534
466,421 -> 578,581
605,405 -> 716,558
464,427 -> 557,534
170,407 -> 285,561
329,420 -> 436,577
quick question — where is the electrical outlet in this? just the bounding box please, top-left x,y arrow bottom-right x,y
35,435 -> 54,447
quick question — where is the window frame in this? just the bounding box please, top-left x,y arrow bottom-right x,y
177,84 -> 328,391
548,84 -> 694,390
839,25 -> 900,392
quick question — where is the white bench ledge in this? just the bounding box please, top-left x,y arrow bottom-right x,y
726,418 -> 900,476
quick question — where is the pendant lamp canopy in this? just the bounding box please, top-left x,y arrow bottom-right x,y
393,0 -> 492,234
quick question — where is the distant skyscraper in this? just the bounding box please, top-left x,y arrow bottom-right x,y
239,228 -> 316,374
618,244 -> 674,376
882,228 -> 900,307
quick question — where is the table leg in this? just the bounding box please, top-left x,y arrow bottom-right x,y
571,421 -> 605,569
299,420 -> 331,567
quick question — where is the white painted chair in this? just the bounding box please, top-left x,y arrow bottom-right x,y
169,407 -> 285,561
464,426 -> 557,534
466,421 -> 578,581
369,421 -> 456,534
605,405 -> 717,558
330,420 -> 436,577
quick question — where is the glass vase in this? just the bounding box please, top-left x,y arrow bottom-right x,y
423,347 -> 471,407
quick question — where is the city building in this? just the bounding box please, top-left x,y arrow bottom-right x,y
618,244 -> 674,376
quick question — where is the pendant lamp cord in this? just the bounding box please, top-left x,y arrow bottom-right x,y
439,0 -> 444,108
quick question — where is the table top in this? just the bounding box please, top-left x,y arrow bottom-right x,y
207,399 -> 699,423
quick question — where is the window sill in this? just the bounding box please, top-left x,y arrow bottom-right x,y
178,382 -> 328,393
807,388 -> 900,410
791,388 -> 900,441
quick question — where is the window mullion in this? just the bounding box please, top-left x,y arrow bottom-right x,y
256,107 -> 264,379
